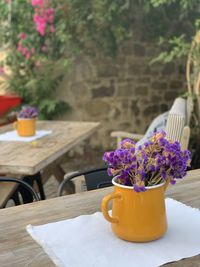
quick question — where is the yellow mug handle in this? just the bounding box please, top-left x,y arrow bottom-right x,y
13,121 -> 18,130
101,192 -> 122,224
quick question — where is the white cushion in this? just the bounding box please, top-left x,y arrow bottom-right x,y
136,97 -> 187,148
169,97 -> 186,118
136,111 -> 169,148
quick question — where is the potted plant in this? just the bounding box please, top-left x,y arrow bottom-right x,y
15,106 -> 38,137
101,131 -> 191,242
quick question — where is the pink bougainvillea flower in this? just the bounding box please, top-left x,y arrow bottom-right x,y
30,47 -> 35,54
26,53 -> 31,59
34,14 -> 46,36
0,67 -> 5,75
35,61 -> 41,67
22,47 -> 28,55
38,24 -> 46,36
41,45 -> 47,52
31,0 -> 44,8
19,32 -> 26,40
17,42 -> 23,52
50,25 -> 55,33
32,0 -> 56,36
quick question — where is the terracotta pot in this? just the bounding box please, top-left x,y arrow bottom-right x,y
101,177 -> 168,242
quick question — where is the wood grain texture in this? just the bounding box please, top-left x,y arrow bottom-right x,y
0,120 -> 100,208
0,121 -> 100,175
0,169 -> 200,267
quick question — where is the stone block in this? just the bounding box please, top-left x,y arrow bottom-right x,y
70,82 -> 89,95
135,86 -> 148,95
128,64 -> 141,75
131,100 -> 140,116
160,103 -> 169,112
85,100 -> 110,116
151,81 -> 168,90
145,47 -> 159,57
92,84 -> 115,98
135,118 -> 141,127
134,44 -> 146,57
164,91 -> 179,101
120,41 -> 133,55
162,63 -> 175,75
142,65 -> 151,75
137,77 -> 151,83
118,122 -> 132,130
169,80 -> 183,89
117,83 -> 135,97
97,64 -> 119,78
151,95 -> 161,102
143,105 -> 159,116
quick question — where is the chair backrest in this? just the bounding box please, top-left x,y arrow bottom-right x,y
0,177 -> 40,208
58,167 -> 112,196
136,97 -> 191,150
165,97 -> 191,150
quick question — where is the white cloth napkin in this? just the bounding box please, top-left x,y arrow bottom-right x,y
27,198 -> 200,267
0,130 -> 52,142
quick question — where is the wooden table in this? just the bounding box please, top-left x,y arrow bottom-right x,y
0,120 -> 100,207
0,169 -> 200,267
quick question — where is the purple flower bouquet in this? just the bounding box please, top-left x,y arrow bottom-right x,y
103,131 -> 191,192
18,106 -> 39,119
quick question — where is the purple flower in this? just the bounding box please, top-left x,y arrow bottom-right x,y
18,106 -> 39,119
102,130 -> 191,192
133,184 -> 147,192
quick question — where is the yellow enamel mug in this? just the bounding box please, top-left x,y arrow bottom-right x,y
14,118 -> 36,137
101,177 -> 168,242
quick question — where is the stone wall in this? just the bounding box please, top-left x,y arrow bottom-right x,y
57,37 -> 185,150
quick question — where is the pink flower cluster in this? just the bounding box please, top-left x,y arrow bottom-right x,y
31,0 -> 43,8
17,33 -> 35,59
32,0 -> 56,36
0,67 -> 5,75
16,0 -> 56,60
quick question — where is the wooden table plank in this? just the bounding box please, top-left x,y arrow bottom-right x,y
0,169 -> 200,266
0,120 -> 100,208
0,121 -> 100,175
0,181 -> 18,208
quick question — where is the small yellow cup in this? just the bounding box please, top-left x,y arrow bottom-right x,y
14,118 -> 36,137
101,177 -> 168,242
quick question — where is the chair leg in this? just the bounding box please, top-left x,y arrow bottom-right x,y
34,172 -> 46,200
11,191 -> 21,205
17,180 -> 33,204
23,173 -> 46,200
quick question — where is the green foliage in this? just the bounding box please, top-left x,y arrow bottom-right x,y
0,0 -> 131,119
148,0 -> 200,63
151,0 -> 198,10
1,0 -> 199,119
151,35 -> 191,64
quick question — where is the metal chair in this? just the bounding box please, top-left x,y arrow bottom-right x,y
58,167 -> 112,196
0,177 -> 40,208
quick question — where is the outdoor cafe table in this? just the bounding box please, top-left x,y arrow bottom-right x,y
0,120 -> 100,207
0,169 -> 200,267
